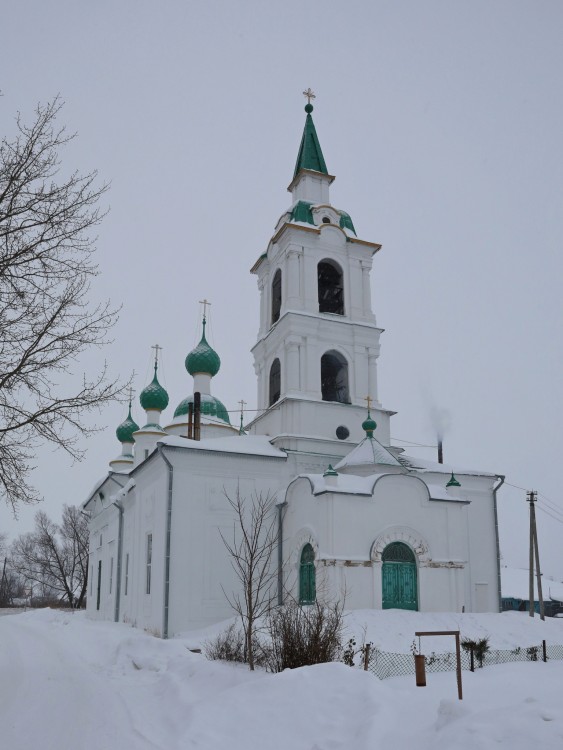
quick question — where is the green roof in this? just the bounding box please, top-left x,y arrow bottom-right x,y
290,200 -> 315,225
116,405 -> 139,444
446,472 -> 461,488
186,318 -> 220,377
293,105 -> 328,179
339,211 -> 356,235
140,364 -> 169,412
174,393 -> 231,424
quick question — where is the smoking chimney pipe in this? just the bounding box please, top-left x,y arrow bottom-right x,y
437,437 -> 443,464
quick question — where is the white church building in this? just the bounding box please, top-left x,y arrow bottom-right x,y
83,99 -> 504,637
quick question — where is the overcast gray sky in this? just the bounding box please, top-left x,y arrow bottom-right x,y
2,0 -> 562,580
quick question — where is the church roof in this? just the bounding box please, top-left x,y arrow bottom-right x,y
293,104 -> 328,179
335,435 -> 402,471
158,434 -> 287,459
399,454 -> 499,478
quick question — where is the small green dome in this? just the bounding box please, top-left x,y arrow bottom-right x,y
140,365 -> 169,412
362,414 -> 377,436
174,393 -> 231,424
116,406 -> 139,444
186,319 -> 220,377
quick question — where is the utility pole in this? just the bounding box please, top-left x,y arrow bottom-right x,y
527,490 -> 545,620
528,490 -> 534,617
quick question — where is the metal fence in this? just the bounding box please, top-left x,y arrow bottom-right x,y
363,641 -> 563,680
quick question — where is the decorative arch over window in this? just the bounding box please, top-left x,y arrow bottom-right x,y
318,259 -> 344,314
321,350 -> 350,403
271,269 -> 282,325
269,358 -> 281,406
382,542 -> 416,563
299,543 -> 316,604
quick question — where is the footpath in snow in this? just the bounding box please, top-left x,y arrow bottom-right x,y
0,608 -> 562,750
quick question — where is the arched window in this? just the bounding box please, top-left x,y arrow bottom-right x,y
318,259 -> 344,314
299,544 -> 316,604
269,358 -> 281,406
271,269 -> 282,325
321,350 -> 350,403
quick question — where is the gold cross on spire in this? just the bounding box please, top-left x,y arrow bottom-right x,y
303,87 -> 316,105
364,395 -> 373,412
128,385 -> 135,407
199,298 -> 211,319
238,399 -> 247,416
151,343 -> 162,366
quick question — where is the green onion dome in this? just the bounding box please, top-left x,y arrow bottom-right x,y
185,319 -> 220,377
174,393 -> 231,424
116,405 -> 139,443
140,365 -> 169,412
362,414 -> 377,437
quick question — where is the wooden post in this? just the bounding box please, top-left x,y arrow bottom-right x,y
415,630 -> 463,700
455,632 -> 463,700
542,640 -> 547,663
363,643 -> 371,672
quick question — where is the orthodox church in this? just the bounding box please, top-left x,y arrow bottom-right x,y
83,98 -> 504,636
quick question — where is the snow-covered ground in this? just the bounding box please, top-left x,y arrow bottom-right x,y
1,608 -> 563,750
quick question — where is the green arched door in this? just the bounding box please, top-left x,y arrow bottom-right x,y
382,542 -> 418,610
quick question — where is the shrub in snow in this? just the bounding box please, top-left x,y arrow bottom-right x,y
204,623 -> 270,667
461,636 -> 490,668
266,600 -> 344,672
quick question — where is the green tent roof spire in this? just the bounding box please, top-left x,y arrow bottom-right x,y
446,472 -> 461,488
293,101 -> 328,179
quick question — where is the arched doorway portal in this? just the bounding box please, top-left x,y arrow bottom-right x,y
382,542 -> 418,610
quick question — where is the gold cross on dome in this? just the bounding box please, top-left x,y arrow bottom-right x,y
128,385 -> 135,406
199,298 -> 211,319
151,343 -> 162,365
364,395 -> 373,412
303,88 -> 316,105
238,399 -> 247,416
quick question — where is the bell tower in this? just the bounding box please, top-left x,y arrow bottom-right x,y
247,94 -> 394,453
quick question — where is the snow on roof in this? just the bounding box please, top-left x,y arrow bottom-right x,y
83,474 -> 110,505
297,473 -> 466,502
399,453 -> 498,478
501,566 -> 563,602
158,434 -> 287,459
299,473 -> 388,496
335,436 -> 402,471
426,483 -> 468,503
110,478 -> 136,503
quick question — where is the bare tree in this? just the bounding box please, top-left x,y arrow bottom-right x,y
11,504 -> 89,607
219,490 -> 278,670
0,97 -> 125,512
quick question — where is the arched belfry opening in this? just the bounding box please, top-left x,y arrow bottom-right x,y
271,269 -> 282,325
318,259 -> 344,315
321,350 -> 350,403
382,542 -> 418,611
269,358 -> 281,406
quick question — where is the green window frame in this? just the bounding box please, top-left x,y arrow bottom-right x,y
299,543 -> 316,604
